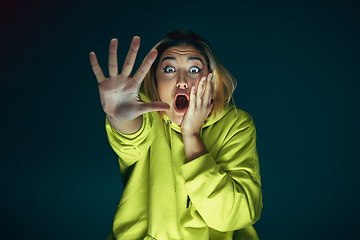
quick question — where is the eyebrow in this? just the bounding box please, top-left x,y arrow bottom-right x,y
188,57 -> 204,65
161,57 -> 176,63
161,56 -> 204,65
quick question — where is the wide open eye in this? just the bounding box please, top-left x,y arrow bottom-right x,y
189,66 -> 201,74
163,66 -> 176,73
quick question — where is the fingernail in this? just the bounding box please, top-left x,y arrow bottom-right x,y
192,86 -> 196,91
201,77 -> 206,82
209,73 -> 213,79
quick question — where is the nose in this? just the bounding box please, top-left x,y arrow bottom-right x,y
176,82 -> 188,89
176,76 -> 189,89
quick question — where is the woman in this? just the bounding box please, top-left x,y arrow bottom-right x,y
90,30 -> 262,240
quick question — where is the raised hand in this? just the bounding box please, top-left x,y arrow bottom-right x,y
90,37 -> 170,125
181,73 -> 214,136
180,72 -> 214,162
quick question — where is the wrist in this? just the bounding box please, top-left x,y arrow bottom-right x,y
181,131 -> 200,139
181,125 -> 200,137
182,133 -> 207,162
107,114 -> 143,135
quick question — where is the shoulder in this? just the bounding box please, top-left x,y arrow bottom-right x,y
204,105 -> 256,144
217,104 -> 255,130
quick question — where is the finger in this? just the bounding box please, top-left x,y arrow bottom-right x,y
196,76 -> 206,107
121,36 -> 140,77
132,48 -> 158,84
108,39 -> 118,78
189,85 -> 196,109
207,102 -> 214,117
90,52 -> 106,83
138,101 -> 170,115
203,73 -> 213,105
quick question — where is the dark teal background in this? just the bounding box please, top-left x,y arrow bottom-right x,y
1,0 -> 359,239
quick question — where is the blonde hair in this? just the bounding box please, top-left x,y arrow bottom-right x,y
143,30 -> 237,117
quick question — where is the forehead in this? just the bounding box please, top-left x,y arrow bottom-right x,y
160,45 -> 205,61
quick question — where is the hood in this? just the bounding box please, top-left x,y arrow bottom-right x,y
162,103 -> 237,133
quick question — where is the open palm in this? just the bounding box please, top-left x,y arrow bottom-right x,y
90,37 -> 169,122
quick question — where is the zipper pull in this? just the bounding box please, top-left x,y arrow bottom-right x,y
186,195 -> 190,209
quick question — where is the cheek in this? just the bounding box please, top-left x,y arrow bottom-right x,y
157,80 -> 172,101
194,69 -> 209,80
191,72 -> 208,87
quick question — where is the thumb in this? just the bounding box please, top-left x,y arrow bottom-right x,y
139,101 -> 170,115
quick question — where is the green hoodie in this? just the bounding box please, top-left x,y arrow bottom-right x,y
105,93 -> 262,240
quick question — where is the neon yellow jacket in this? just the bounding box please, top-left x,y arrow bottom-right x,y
105,94 -> 262,240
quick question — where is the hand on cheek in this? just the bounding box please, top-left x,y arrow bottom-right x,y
181,73 -> 213,136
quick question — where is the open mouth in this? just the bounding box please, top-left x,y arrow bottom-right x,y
174,93 -> 189,114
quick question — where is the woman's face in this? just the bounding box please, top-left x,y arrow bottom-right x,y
155,45 -> 209,126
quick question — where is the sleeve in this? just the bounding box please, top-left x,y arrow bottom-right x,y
105,111 -> 154,168
180,111 -> 262,232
